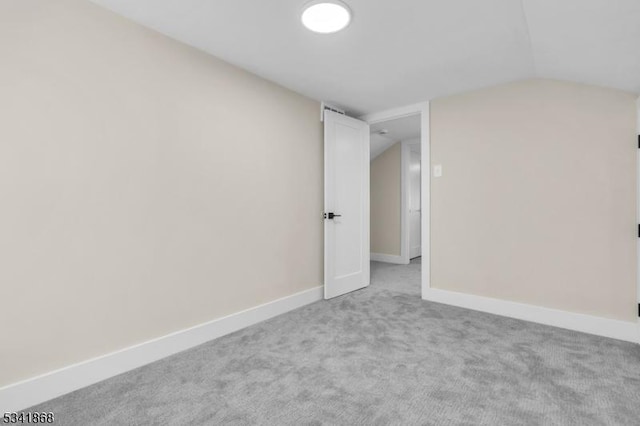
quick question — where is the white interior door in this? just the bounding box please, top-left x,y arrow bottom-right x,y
409,148 -> 421,259
636,98 -> 640,307
324,111 -> 370,299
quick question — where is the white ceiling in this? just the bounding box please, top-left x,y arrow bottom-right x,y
370,114 -> 420,160
524,0 -> 640,92
91,0 -> 640,116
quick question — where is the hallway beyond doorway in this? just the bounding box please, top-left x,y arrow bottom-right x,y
370,257 -> 421,296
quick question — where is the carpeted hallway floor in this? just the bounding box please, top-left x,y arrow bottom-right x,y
370,257 -> 422,296
31,259 -> 640,425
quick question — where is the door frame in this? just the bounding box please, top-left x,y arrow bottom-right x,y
360,102 -> 431,297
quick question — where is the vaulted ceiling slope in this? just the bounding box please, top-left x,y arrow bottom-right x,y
91,0 -> 640,115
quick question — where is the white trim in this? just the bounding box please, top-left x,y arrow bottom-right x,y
420,105 -> 431,297
423,287 -> 640,344
370,253 -> 409,264
360,102 -> 429,124
361,102 -> 431,298
0,286 -> 323,413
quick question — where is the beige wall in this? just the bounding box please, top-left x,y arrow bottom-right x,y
0,0 -> 323,387
370,143 -> 402,256
431,79 -> 637,321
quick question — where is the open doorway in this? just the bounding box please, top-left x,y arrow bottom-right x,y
322,102 -> 429,300
368,114 -> 422,296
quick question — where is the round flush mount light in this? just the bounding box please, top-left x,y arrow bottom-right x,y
301,1 -> 352,34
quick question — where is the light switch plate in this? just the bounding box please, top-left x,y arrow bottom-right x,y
433,164 -> 443,177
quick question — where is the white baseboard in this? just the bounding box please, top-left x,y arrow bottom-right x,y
371,253 -> 409,264
423,287 -> 640,344
0,286 -> 323,413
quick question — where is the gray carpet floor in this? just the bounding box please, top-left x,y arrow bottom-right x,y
31,258 -> 640,425
370,257 -> 422,296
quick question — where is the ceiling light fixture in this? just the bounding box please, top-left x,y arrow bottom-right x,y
301,1 -> 352,34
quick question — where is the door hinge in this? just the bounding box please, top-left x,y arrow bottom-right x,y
638,303 -> 640,318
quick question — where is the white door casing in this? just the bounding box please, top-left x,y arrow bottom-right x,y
324,111 -> 370,299
360,102 -> 430,296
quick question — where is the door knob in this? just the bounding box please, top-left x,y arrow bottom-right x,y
324,212 -> 342,219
